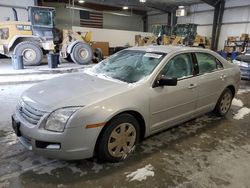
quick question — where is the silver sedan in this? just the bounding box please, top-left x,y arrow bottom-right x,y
12,46 -> 240,162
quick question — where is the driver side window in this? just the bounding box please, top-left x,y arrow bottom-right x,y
161,53 -> 193,79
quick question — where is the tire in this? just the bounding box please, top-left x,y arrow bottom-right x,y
214,88 -> 233,117
70,43 -> 93,65
13,41 -> 43,66
93,48 -> 103,63
96,113 -> 140,162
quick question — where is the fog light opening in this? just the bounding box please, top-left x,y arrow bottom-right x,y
46,144 -> 61,150
36,141 -> 61,150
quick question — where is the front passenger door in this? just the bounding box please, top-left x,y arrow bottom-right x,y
149,53 -> 198,132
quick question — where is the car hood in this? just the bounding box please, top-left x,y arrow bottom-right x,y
21,72 -> 128,112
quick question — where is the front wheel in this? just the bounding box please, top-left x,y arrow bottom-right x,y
214,88 -> 233,116
70,43 -> 93,65
96,114 -> 140,162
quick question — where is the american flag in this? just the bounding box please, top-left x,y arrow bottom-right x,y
80,10 -> 103,28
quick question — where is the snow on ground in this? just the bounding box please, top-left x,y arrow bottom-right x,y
92,162 -> 103,173
0,58 -> 88,75
233,107 -> 250,120
232,98 -> 244,107
0,180 -> 9,188
69,166 -> 87,176
238,88 -> 250,95
31,160 -> 87,177
199,133 -> 211,139
173,142 -> 250,188
32,161 -> 68,175
125,164 -> 155,182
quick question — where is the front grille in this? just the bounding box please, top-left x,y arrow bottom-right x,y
18,100 -> 46,125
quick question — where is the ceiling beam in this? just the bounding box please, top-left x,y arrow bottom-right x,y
43,0 -> 147,15
145,2 -> 173,13
74,0 -> 173,13
201,0 -> 221,7
145,5 -> 171,13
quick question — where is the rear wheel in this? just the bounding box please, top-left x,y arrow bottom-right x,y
93,48 -> 103,63
70,43 -> 93,65
96,113 -> 140,162
214,88 -> 233,116
14,41 -> 43,66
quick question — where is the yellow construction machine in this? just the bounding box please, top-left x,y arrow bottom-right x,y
0,6 -> 93,66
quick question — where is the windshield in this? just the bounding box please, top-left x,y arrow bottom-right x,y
32,10 -> 53,27
91,50 -> 166,83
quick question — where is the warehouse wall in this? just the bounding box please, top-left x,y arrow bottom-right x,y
43,2 -> 143,31
103,13 -> 143,31
0,0 -> 34,21
43,2 -> 80,29
177,0 -> 250,50
219,0 -> 250,50
147,11 -> 169,32
73,26 -> 152,47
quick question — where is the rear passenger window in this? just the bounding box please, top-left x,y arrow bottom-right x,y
196,53 -> 223,74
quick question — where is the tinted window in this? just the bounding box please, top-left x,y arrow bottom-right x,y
196,53 -> 223,74
161,53 -> 193,79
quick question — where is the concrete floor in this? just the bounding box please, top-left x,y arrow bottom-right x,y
0,57 -> 93,74
0,59 -> 250,188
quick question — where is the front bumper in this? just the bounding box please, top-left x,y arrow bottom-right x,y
12,110 -> 101,160
240,66 -> 250,79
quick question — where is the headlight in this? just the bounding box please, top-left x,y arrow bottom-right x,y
45,107 -> 81,132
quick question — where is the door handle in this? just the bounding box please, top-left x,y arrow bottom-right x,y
188,84 -> 197,89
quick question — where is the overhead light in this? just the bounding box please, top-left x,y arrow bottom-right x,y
178,6 -> 185,9
123,6 -> 129,10
78,0 -> 85,3
139,0 -> 146,3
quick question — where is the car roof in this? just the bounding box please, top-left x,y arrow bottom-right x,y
129,45 -> 212,54
127,45 -> 234,69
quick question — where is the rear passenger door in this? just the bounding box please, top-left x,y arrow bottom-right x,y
194,52 -> 226,115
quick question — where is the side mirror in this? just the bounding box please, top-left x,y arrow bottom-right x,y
158,77 -> 177,87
